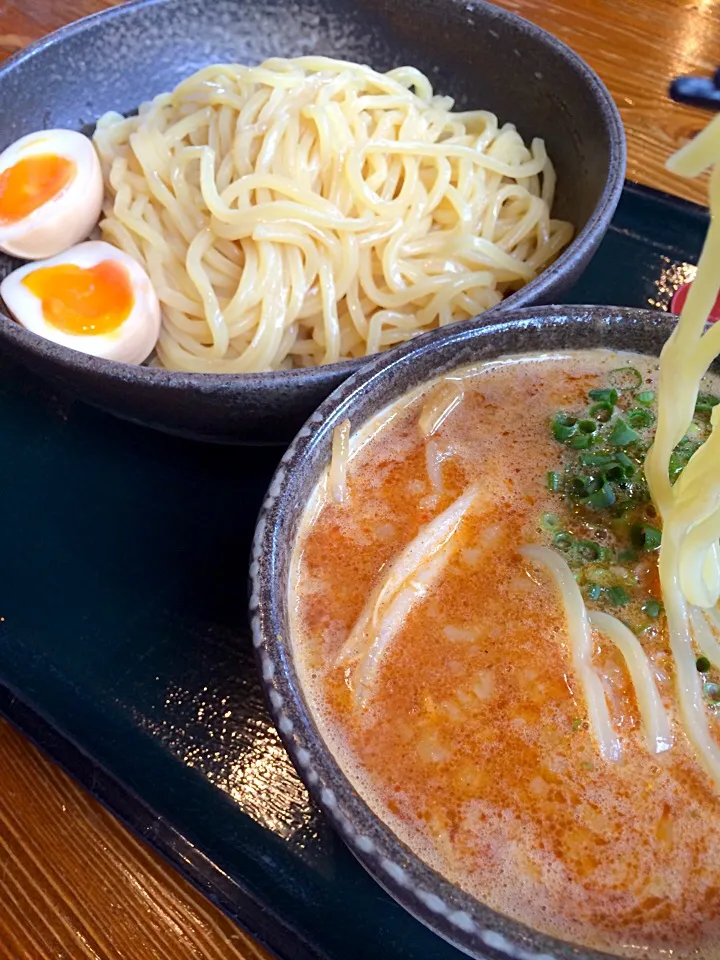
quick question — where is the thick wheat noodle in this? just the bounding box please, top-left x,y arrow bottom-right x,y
330,419 -> 351,503
519,545 -> 621,763
504,115 -> 720,789
93,57 -> 573,373
589,611 -> 672,756
336,486 -> 478,706
513,117 -> 720,790
418,379 -> 465,437
638,113 -> 720,791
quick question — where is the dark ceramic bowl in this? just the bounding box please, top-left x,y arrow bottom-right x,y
0,0 -> 625,443
251,304 -> 675,960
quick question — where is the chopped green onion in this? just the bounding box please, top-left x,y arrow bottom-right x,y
578,419 -> 598,434
697,656 -> 712,674
568,432 -> 594,449
631,524 -> 662,550
695,393 -> 720,414
669,439 -> 700,480
588,387 -> 618,406
626,407 -> 655,429
585,482 -> 616,509
571,718 -> 584,732
630,525 -> 645,549
580,452 -> 614,466
636,390 -> 655,406
608,418 -> 640,447
586,583 -> 602,601
611,518 -> 631,538
642,524 -> 662,549
704,681 -> 720,704
547,471 -> 561,492
615,452 -> 636,477
642,599 -> 661,618
607,585 -> 631,607
611,464 -> 635,482
541,512 -> 561,531
609,366 -> 643,390
572,539 -> 604,562
617,548 -> 638,563
572,475 -> 604,497
552,412 -> 577,442
553,532 -> 574,552
570,476 -> 588,496
588,401 -> 614,422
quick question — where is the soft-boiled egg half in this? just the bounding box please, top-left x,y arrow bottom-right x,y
0,241 -> 161,365
0,129 -> 103,259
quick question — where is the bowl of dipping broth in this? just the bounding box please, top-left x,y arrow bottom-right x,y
252,302 -> 720,959
0,0 -> 624,443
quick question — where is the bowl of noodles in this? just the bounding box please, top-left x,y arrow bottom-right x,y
252,118 -> 720,958
0,0 -> 624,442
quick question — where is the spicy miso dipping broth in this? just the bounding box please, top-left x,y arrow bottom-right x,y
290,348 -> 720,958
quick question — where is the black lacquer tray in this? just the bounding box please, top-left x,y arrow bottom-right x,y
0,181 -> 705,959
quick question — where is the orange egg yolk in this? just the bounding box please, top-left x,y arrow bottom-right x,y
22,260 -> 135,336
0,154 -> 76,224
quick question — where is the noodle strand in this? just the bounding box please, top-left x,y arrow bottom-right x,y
93,58 -> 572,372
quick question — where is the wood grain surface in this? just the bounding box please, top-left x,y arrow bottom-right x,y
0,719 -> 272,960
0,0 -> 718,957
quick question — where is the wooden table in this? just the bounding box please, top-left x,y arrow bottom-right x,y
0,0 -> 718,956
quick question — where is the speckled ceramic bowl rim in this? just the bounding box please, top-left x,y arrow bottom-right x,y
0,0 -> 625,389
251,305 -> 681,960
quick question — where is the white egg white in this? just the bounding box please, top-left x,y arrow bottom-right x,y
0,241 -> 161,365
0,129 -> 104,259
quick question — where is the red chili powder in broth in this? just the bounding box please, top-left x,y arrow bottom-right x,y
292,351 -> 720,958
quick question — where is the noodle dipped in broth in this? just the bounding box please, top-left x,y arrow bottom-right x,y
290,118 -> 720,956
294,353 -> 720,955
92,58 -> 572,373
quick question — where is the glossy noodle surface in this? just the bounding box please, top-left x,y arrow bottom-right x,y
92,59 -> 572,373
